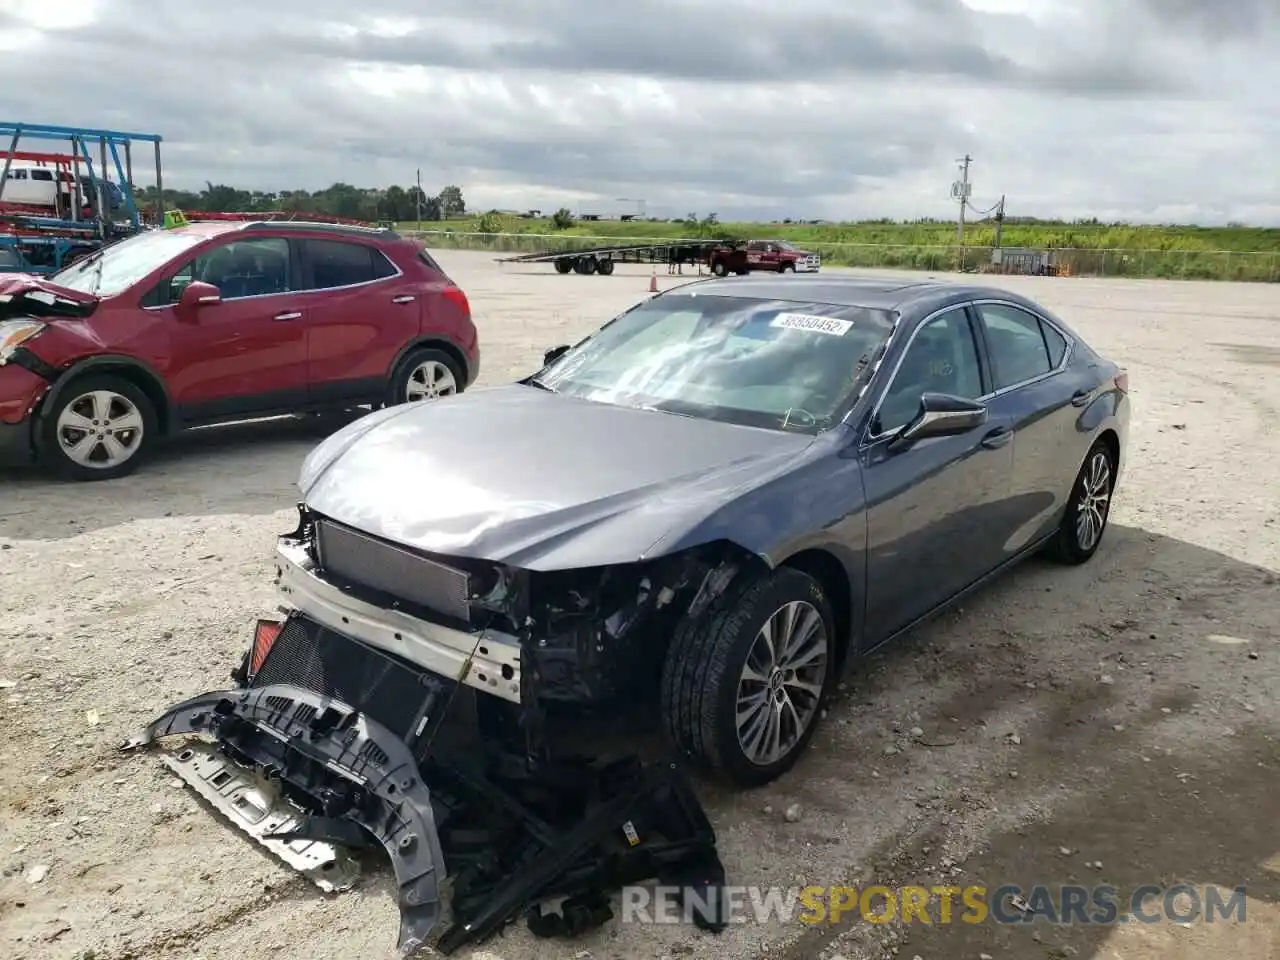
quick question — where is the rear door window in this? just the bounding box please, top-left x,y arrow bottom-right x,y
977,304 -> 1061,390
304,238 -> 397,290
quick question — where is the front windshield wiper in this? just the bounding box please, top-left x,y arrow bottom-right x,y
524,377 -> 557,392
89,254 -> 106,295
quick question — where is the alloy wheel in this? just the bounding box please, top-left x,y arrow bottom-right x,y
56,390 -> 145,469
405,360 -> 458,401
1075,449 -> 1112,552
735,600 -> 829,767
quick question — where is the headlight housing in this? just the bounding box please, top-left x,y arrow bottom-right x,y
0,319 -> 46,365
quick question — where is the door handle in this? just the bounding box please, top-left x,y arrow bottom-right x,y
272,311 -> 302,321
980,426 -> 1012,449
391,295 -> 416,304
1071,388 -> 1092,407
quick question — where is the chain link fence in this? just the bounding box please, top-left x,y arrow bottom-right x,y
404,229 -> 1280,283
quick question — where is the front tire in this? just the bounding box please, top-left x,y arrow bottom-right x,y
661,566 -> 835,787
710,260 -> 728,277
1045,439 -> 1115,564
386,347 -> 463,405
38,374 -> 157,481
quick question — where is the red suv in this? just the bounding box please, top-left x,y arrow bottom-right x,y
0,221 -> 479,480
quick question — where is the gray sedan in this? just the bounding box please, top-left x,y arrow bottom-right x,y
257,273 -> 1130,787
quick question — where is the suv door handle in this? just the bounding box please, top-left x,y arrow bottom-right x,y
1071,388 -> 1092,407
391,295 -> 416,304
980,425 -> 1013,449
272,311 -> 302,321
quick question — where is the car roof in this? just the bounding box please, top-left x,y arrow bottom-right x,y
668,274 -> 1041,314
168,221 -> 401,241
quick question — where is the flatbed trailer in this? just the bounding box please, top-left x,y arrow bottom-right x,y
497,240 -> 740,276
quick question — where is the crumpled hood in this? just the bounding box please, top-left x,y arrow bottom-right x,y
299,385 -> 817,570
0,274 -> 98,319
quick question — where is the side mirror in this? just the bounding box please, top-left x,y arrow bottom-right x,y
543,344 -> 570,366
178,280 -> 222,310
889,392 -> 987,451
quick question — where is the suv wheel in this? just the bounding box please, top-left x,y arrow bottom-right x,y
661,566 -> 834,787
711,260 -> 729,277
780,261 -> 795,273
388,347 -> 463,405
38,374 -> 157,481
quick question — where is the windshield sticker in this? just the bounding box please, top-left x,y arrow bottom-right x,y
771,312 -> 853,336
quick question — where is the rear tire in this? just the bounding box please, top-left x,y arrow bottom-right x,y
711,260 -> 728,277
596,258 -> 615,276
1044,439 -> 1115,564
38,374 -> 158,481
554,258 -> 573,274
660,566 -> 835,787
386,347 -> 464,405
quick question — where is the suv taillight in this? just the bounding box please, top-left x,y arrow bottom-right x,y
443,285 -> 470,317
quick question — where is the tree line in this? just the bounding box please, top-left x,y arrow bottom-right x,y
131,181 -> 467,222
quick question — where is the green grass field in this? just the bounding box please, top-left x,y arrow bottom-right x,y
400,216 -> 1280,282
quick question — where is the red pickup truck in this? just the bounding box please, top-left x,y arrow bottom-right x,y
707,239 -> 821,276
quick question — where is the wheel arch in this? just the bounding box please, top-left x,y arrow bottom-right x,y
387,338 -> 470,389
777,546 -> 858,668
39,355 -> 173,435
1095,426 -> 1120,473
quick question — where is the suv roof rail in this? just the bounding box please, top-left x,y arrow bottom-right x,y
240,221 -> 401,240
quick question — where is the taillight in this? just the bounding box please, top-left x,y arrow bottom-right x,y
442,285 -> 470,317
1114,370 -> 1129,393
249,618 -> 284,676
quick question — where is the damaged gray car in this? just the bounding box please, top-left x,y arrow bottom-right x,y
126,274 -> 1129,953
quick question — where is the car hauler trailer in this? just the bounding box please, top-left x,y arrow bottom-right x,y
496,240 -> 726,276
496,237 -> 820,277
0,122 -> 163,274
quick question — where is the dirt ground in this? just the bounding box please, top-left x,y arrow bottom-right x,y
1,250 -> 1277,960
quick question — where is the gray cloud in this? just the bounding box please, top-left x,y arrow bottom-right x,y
0,0 -> 1275,223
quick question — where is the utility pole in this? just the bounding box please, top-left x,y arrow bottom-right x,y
954,154 -> 972,244
415,168 -> 423,228
993,194 -> 1006,250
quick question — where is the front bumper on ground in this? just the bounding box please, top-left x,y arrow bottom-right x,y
275,538 -> 522,703
123,683 -> 447,957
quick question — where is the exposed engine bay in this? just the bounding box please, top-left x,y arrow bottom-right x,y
122,506 -> 734,955
277,503 -> 745,738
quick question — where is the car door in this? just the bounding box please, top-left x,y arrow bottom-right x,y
859,305 -> 1014,645
293,237 -> 416,403
157,235 -> 310,421
745,241 -> 767,270
972,300 -> 1087,556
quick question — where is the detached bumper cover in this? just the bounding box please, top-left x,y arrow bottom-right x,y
123,683 -> 447,957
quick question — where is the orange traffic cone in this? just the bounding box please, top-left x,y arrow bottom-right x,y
649,267 -> 658,293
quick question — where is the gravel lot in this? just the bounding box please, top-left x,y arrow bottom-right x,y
2,251 -> 1277,960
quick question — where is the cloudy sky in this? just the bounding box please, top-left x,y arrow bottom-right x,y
1,0 -> 1276,223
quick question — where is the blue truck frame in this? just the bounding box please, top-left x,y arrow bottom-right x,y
0,122 -> 164,274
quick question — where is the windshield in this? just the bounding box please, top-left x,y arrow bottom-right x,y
534,293 -> 896,433
49,229 -> 208,297
775,241 -> 797,251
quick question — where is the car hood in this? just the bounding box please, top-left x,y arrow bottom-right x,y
0,274 -> 98,319
299,385 -> 817,570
